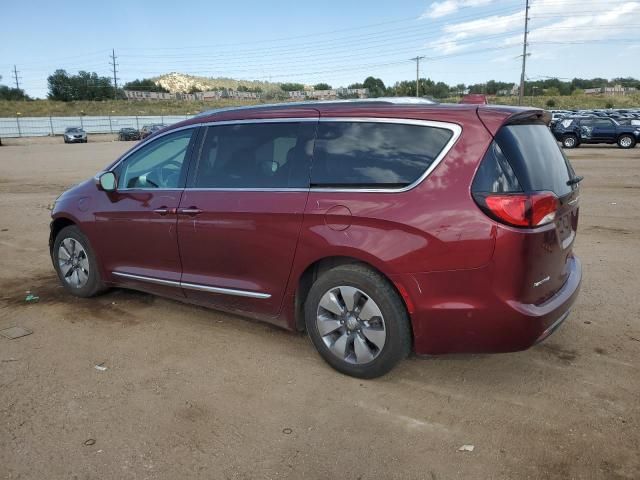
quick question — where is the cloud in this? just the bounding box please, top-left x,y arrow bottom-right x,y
421,0 -> 493,19
426,0 -> 640,56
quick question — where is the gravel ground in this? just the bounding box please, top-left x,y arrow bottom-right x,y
0,141 -> 639,480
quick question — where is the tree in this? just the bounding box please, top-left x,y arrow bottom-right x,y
0,85 -> 30,101
189,85 -> 203,94
546,99 -> 556,108
47,69 -> 113,101
313,83 -> 332,90
362,77 -> 386,97
280,83 -> 305,92
545,86 -> 561,96
123,78 -> 169,92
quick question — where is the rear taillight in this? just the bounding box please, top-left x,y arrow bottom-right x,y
474,192 -> 559,228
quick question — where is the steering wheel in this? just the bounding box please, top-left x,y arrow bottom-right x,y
157,160 -> 183,187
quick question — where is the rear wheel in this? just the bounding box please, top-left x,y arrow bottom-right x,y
53,226 -> 104,297
618,134 -> 636,149
304,264 -> 411,378
561,134 -> 578,149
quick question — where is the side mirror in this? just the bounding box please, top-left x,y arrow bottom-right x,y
98,171 -> 117,192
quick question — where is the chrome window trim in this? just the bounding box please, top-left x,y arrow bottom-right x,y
105,117 -> 462,194
184,188 -> 309,192
112,271 -> 271,299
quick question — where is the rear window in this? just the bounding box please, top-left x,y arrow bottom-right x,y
494,124 -> 575,197
311,122 -> 453,188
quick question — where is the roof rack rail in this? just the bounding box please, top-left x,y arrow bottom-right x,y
193,96 -> 439,118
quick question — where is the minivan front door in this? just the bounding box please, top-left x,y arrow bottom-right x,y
176,117 -> 317,319
92,128 -> 198,295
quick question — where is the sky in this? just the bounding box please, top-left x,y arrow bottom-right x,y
1,0 -> 639,98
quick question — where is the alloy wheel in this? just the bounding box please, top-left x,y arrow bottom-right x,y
316,286 -> 386,364
620,136 -> 632,148
58,238 -> 90,288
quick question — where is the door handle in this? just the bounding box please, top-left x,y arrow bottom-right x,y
153,207 -> 176,216
178,207 -> 203,216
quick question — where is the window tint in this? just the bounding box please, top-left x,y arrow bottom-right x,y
495,124 -> 575,197
311,122 -> 453,188
120,129 -> 193,189
593,119 -> 614,126
194,122 -> 316,188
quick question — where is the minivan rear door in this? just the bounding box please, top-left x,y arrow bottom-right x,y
176,115 -> 318,319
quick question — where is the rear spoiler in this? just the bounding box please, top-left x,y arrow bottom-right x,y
477,106 -> 550,136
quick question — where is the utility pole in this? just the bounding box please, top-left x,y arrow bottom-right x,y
109,49 -> 119,99
12,65 -> 21,90
518,0 -> 530,105
411,56 -> 425,97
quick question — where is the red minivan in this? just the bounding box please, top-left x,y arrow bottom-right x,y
50,100 -> 582,378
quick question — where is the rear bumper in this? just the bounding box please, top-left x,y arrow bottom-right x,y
393,256 -> 582,355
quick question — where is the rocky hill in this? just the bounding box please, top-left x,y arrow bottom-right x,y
152,72 -> 283,94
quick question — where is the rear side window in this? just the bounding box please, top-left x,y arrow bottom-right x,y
311,122 -> 453,188
494,124 -> 575,197
472,142 -> 522,193
194,122 -> 316,188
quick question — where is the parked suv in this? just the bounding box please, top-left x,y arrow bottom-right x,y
49,100 -> 582,378
552,116 -> 640,148
63,127 -> 87,144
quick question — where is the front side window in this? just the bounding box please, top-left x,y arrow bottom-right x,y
310,122 -> 453,188
194,122 -> 316,188
119,129 -> 193,189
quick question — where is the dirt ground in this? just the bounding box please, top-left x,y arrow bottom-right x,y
0,140 -> 639,480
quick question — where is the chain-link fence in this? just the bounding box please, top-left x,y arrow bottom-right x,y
0,115 -> 194,138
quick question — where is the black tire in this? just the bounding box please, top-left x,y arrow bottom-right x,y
52,225 -> 105,298
304,264 -> 412,378
617,134 -> 636,149
562,134 -> 579,149
63,138 -> 68,144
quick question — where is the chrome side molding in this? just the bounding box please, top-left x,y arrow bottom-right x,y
112,271 -> 271,299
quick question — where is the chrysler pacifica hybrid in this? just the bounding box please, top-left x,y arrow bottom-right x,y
50,99 -> 582,378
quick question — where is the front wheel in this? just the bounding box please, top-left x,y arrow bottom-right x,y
618,134 -> 636,149
562,134 -> 579,149
305,264 -> 412,378
53,226 -> 104,297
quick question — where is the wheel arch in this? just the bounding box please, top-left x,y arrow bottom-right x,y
49,216 -> 77,253
293,255 -> 414,338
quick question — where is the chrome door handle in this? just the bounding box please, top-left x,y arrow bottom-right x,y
153,207 -> 174,216
179,207 -> 203,216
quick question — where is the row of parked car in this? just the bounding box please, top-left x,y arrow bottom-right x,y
62,124 -> 167,144
549,109 -> 640,149
117,124 -> 167,141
